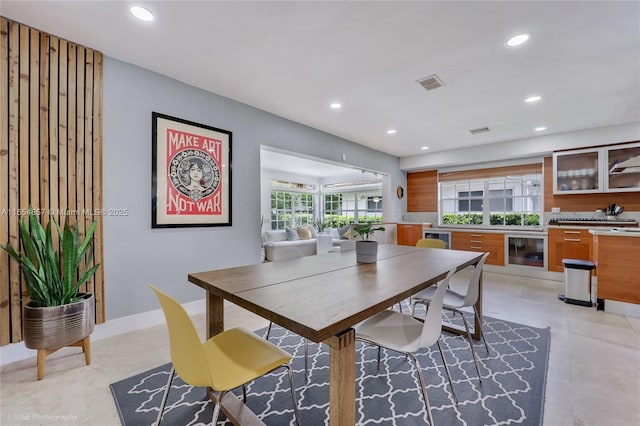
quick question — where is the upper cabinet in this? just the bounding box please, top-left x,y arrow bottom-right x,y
553,142 -> 640,194
553,147 -> 601,194
605,142 -> 640,192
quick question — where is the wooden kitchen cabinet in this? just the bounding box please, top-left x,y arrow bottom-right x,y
451,231 -> 504,266
547,228 -> 593,272
397,223 -> 423,246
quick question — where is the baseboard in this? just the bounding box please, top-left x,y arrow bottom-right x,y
0,298 -> 206,367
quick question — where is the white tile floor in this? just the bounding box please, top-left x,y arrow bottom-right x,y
1,271 -> 639,426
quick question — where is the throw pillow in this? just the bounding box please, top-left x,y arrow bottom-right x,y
297,226 -> 312,240
338,224 -> 351,239
308,225 -> 318,238
286,228 -> 299,241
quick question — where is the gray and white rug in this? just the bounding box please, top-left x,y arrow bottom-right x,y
110,312 -> 550,425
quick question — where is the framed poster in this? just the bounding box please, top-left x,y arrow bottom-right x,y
152,112 -> 232,228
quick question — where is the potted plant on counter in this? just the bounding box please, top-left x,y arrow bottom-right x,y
0,207 -> 101,379
354,223 -> 385,263
314,218 -> 331,234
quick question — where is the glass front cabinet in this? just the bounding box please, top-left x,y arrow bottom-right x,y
553,142 -> 640,194
605,142 -> 640,192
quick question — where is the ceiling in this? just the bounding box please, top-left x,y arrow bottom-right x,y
2,1 -> 639,159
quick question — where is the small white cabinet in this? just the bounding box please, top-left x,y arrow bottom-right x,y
553,142 -> 640,194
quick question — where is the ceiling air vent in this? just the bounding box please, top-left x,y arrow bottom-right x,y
417,74 -> 444,91
469,126 -> 490,135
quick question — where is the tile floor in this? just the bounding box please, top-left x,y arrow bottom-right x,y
1,271 -> 639,426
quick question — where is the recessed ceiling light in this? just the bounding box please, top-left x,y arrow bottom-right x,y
507,33 -> 530,47
535,126 -> 547,132
421,146 -> 429,150
329,102 -> 342,109
525,95 -> 541,103
130,6 -> 154,21
387,129 -> 397,135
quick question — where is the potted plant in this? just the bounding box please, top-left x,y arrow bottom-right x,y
0,207 -> 101,379
314,218 -> 331,234
353,223 -> 385,263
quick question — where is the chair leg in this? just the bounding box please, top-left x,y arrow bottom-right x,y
411,300 -> 428,317
376,345 -> 382,373
284,364 -> 301,426
242,384 -> 247,403
459,311 -> 483,383
265,321 -> 273,339
473,306 -> 491,354
304,339 -> 309,382
397,302 -> 404,313
407,353 -> 435,426
436,340 -> 458,404
156,367 -> 176,426
211,390 -> 226,425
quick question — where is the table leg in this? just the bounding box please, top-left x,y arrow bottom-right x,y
206,292 -> 224,339
325,328 -> 356,425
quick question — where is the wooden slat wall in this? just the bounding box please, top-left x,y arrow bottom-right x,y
0,18 -> 104,345
543,157 -> 640,212
407,170 -> 438,212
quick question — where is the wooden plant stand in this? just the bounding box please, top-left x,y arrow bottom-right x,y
36,336 -> 91,380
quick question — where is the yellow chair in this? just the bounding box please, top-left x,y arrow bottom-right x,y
416,238 -> 446,249
150,284 -> 300,425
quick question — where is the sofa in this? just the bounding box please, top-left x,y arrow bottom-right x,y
262,226 -> 343,261
262,223 -> 397,261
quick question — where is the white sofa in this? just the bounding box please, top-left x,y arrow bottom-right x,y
262,228 -> 343,262
262,224 -> 397,261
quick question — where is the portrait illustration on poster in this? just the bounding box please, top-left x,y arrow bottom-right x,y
152,113 -> 232,228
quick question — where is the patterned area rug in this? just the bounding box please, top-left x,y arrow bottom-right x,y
110,312 -> 550,426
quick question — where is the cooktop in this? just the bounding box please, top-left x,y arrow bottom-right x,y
549,217 -> 639,227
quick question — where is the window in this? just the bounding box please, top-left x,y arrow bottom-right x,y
439,166 -> 542,227
270,179 -> 316,230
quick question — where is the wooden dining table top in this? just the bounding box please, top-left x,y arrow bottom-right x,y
188,244 -> 482,342
188,244 -> 483,343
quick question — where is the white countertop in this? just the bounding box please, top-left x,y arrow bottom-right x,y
589,228 -> 640,237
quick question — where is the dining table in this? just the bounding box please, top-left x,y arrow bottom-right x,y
188,243 -> 485,425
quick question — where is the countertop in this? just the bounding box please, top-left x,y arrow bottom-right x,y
589,228 -> 640,237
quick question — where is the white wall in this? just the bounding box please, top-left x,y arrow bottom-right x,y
400,121 -> 640,171
102,57 -> 405,320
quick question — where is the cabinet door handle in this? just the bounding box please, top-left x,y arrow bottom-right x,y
564,238 -> 581,242
471,246 -> 482,249
564,231 -> 581,235
471,240 -> 482,243
470,234 -> 482,237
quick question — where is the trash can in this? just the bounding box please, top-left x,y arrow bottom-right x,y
558,259 -> 595,307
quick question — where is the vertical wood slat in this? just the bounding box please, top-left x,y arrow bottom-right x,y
48,36 -> 59,234
0,18 -> 10,346
58,39 -> 67,223
31,30 -> 41,212
92,52 -> 104,322
1,18 -> 104,345
38,31 -> 49,220
84,50 -> 94,295
76,46 -> 86,293
8,21 -> 22,341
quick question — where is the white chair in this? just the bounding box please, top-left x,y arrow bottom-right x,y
411,252 -> 490,382
264,247 -> 311,381
354,267 -> 459,426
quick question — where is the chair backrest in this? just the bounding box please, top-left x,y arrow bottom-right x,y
270,246 -> 305,261
419,268 -> 457,347
150,284 -> 211,387
461,252 -> 490,307
416,238 -> 446,249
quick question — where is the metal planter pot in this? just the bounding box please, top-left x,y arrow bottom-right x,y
356,240 -> 378,263
23,293 -> 95,350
